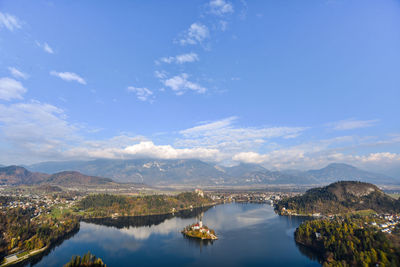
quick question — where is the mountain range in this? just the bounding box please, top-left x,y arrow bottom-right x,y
19,159 -> 397,186
0,165 -> 114,186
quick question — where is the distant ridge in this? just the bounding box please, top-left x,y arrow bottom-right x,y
0,166 -> 49,185
25,159 -> 397,186
304,163 -> 394,184
0,166 -> 115,186
45,171 -> 114,186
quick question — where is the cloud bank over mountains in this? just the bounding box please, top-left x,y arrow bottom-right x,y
0,76 -> 398,176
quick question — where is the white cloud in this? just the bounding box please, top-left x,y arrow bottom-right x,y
0,100 -> 77,162
163,73 -> 206,95
8,67 -> 28,80
179,23 -> 209,45
219,20 -> 228,31
176,53 -> 199,63
329,118 -> 378,130
0,12 -> 21,31
127,86 -> 153,102
232,148 -> 334,170
50,71 -> 86,85
158,56 -> 174,64
123,141 -> 220,160
63,135 -> 149,160
36,41 -> 54,54
357,152 -> 400,163
43,42 -> 54,54
209,0 -> 234,15
0,77 -> 27,101
154,70 -> 167,79
181,116 -> 237,135
158,53 -> 199,64
232,152 -> 267,164
178,117 -> 307,153
63,139 -> 221,162
231,136 -> 400,172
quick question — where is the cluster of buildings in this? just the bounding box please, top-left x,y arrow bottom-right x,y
0,193 -> 80,218
208,191 -> 298,204
370,214 -> 400,234
195,189 -> 204,198
191,221 -> 208,232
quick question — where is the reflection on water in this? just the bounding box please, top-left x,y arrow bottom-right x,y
29,203 -> 321,267
182,234 -> 215,250
296,242 -> 324,263
17,227 -> 80,267
82,206 -> 211,241
84,206 -> 211,229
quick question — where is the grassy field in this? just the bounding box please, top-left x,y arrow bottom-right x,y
388,193 -> 400,200
345,209 -> 377,216
16,251 -> 29,258
48,205 -> 76,219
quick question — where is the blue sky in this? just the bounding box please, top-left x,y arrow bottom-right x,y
0,0 -> 399,175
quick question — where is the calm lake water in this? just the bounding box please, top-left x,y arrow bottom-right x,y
28,203 -> 321,267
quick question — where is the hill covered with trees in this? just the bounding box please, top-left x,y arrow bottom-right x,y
75,192 -> 214,218
275,181 -> 400,216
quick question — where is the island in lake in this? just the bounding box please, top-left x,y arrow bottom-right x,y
182,219 -> 218,240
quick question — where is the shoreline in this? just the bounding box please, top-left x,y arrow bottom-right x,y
0,203 -> 217,266
182,231 -> 218,240
79,202 -> 218,220
0,225 -> 79,267
1,246 -> 48,267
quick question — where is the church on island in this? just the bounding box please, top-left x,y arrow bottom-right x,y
182,218 -> 218,240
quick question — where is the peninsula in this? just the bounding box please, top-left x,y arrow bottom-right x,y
276,181 -> 400,266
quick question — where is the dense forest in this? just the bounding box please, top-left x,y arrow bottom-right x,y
295,217 -> 400,266
64,251 -> 106,267
76,192 -> 214,218
0,207 -> 79,262
275,181 -> 400,215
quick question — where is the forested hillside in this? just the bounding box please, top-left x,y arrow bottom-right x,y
76,192 -> 214,218
276,181 -> 400,215
295,217 -> 400,266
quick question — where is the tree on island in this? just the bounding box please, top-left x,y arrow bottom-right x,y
64,251 -> 106,267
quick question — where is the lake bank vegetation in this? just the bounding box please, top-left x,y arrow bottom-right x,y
276,181 -> 400,266
295,217 -> 400,266
75,192 -> 215,218
0,207 -> 79,266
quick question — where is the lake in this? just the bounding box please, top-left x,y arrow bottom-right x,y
28,203 -> 321,266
